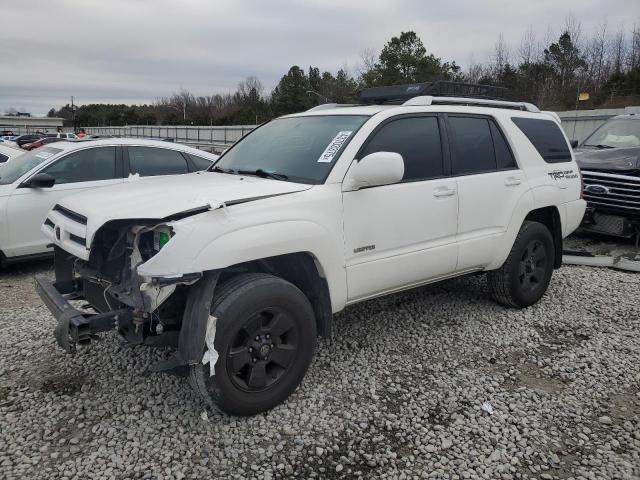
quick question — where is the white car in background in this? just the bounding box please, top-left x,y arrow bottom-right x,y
0,138 -> 218,266
0,143 -> 24,165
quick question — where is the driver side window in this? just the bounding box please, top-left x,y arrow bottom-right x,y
359,116 -> 444,182
42,147 -> 117,185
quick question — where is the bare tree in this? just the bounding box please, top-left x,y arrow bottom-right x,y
358,47 -> 378,77
611,26 -> 627,74
585,22 -> 609,94
564,15 -> 583,50
518,26 -> 539,65
237,76 -> 264,100
492,33 -> 510,77
629,24 -> 640,71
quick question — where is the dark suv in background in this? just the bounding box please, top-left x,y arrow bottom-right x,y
575,113 -> 640,240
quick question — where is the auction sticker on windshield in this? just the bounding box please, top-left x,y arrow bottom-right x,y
317,131 -> 352,163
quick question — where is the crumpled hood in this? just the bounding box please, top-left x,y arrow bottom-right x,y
574,146 -> 640,172
57,171 -> 312,242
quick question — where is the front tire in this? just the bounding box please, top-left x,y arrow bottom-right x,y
189,273 -> 316,415
488,221 -> 555,308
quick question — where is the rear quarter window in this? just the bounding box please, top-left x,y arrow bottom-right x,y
511,117 -> 571,163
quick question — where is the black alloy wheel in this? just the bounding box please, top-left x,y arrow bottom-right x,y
189,273 -> 316,415
518,239 -> 547,294
227,307 -> 299,392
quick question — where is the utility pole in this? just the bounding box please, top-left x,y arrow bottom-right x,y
306,90 -> 331,103
71,96 -> 75,131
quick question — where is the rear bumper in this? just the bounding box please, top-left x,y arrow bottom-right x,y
562,199 -> 587,237
35,275 -> 126,353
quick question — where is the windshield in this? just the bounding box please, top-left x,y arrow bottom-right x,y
214,115 -> 369,184
583,118 -> 640,148
0,147 -> 62,185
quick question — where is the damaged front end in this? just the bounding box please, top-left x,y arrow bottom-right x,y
36,219 -> 217,371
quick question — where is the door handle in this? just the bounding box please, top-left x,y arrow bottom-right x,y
433,186 -> 456,197
505,177 -> 522,186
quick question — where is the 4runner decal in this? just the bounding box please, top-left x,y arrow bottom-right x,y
317,131 -> 352,163
353,244 -> 375,253
548,169 -> 579,180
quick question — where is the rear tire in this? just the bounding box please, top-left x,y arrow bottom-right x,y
488,221 -> 555,308
189,273 -> 316,415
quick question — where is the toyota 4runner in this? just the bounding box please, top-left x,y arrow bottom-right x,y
36,83 -> 586,415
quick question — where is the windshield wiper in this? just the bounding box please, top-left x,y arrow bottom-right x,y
238,169 -> 288,181
583,144 -> 614,149
211,165 -> 238,174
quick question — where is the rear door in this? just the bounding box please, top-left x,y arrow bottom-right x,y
446,114 -> 528,270
5,146 -> 124,257
342,114 -> 459,301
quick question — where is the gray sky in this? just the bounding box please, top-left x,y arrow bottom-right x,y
1,0 -> 638,115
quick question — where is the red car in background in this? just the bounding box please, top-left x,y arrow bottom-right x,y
21,136 -> 65,151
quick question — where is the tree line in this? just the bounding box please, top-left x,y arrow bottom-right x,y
45,21 -> 640,127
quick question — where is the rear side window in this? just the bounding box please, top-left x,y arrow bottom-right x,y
448,116 -> 517,174
511,117 -> 571,163
359,116 -> 444,182
128,147 -> 189,177
448,116 -> 496,174
187,153 -> 214,170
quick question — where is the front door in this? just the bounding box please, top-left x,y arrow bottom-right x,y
5,146 -> 123,257
342,115 -> 459,302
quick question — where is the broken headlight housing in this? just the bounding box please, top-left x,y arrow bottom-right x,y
138,225 -> 174,261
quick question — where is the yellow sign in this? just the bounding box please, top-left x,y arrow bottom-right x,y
578,92 -> 590,101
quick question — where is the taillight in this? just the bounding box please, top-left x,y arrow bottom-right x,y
579,168 -> 584,199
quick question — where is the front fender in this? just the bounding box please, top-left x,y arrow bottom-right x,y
139,220 -> 348,313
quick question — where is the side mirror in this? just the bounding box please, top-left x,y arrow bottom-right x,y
24,172 -> 56,188
570,140 -> 579,149
343,152 -> 404,191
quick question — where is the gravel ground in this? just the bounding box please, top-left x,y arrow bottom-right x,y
0,237 -> 639,480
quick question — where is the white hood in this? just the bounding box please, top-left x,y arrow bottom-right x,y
56,171 -> 312,244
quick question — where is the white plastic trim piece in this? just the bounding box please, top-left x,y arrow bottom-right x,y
402,96 -> 433,106
563,254 -> 640,272
201,315 -> 219,376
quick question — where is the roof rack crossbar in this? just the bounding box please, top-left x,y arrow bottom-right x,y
403,95 -> 540,113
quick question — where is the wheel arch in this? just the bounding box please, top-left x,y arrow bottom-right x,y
172,252 -> 332,370
523,206 -> 563,269
217,252 -> 333,338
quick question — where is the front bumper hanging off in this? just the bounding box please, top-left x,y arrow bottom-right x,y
35,276 -> 127,353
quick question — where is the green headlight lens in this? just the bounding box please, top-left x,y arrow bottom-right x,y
153,229 -> 172,251
158,231 -> 170,249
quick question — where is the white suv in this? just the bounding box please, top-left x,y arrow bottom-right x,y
36,86 -> 586,415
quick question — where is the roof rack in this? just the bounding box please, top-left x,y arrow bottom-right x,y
358,81 -> 508,103
356,81 -> 540,113
403,95 -> 540,113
